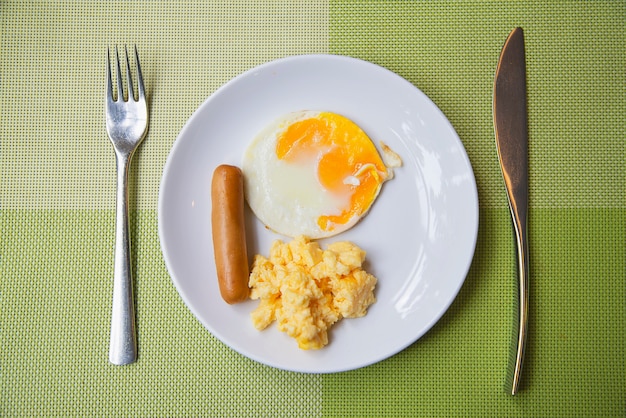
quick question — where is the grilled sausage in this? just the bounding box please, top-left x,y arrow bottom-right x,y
211,164 -> 250,304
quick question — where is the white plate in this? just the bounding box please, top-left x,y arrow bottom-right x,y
158,55 -> 478,373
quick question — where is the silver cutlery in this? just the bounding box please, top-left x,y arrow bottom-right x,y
493,27 -> 529,395
105,46 -> 148,365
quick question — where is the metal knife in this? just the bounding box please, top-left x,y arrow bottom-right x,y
493,27 -> 529,396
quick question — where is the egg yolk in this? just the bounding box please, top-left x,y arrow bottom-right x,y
275,112 -> 387,232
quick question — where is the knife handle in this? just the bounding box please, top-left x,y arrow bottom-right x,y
506,205 -> 529,395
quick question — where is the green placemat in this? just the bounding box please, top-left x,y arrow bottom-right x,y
2,1 -> 624,416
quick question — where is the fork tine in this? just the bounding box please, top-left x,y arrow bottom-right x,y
124,45 -> 135,102
106,47 -> 113,102
114,46 -> 124,102
134,45 -> 145,101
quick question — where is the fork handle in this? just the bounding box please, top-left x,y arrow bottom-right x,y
109,151 -> 138,365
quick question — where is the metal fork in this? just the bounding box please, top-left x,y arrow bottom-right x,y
105,46 -> 148,365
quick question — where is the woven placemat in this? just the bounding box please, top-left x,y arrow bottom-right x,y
2,1 -> 624,416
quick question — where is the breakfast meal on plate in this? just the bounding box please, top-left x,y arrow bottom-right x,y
211,164 -> 250,304
248,235 -> 377,350
210,111 -> 403,349
242,110 -> 401,239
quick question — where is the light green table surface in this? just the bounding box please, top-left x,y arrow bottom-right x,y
2,1 -> 624,416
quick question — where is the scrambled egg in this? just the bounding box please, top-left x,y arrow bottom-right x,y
248,235 -> 377,349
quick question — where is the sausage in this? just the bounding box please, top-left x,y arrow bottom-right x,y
211,164 -> 250,304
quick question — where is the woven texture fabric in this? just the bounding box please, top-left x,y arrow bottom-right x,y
2,1 -> 624,417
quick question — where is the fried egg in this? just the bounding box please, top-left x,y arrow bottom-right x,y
243,111 -> 397,238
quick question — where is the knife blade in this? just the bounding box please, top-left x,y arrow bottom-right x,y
493,27 -> 529,396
